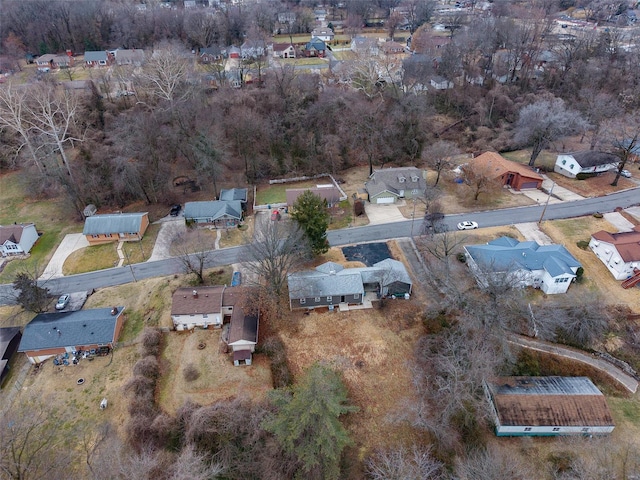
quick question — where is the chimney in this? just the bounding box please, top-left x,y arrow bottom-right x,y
193,290 -> 198,298
111,307 -> 118,315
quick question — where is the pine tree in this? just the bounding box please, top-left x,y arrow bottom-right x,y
291,190 -> 330,255
264,364 -> 357,480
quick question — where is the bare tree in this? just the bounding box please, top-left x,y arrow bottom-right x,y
460,161 -> 501,202
172,229 -> 216,285
168,445 -> 224,480
455,445 -> 535,480
244,219 -> 311,299
365,445 -> 444,480
600,115 -> 640,187
423,141 -> 460,186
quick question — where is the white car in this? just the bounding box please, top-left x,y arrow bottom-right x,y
55,294 -> 70,310
621,169 -> 632,178
457,221 -> 478,230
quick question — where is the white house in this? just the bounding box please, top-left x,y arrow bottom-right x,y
590,226 -> 640,280
310,28 -> 334,42
464,237 -> 582,294
0,223 -> 38,257
485,376 -> 615,436
430,75 -> 454,90
554,151 -> 619,178
171,286 -> 225,330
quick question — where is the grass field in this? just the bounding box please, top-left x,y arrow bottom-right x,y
254,179 -> 323,205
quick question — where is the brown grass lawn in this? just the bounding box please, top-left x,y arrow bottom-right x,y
547,170 -> 636,198
255,179 -> 321,205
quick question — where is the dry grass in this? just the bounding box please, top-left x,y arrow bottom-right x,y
547,170 -> 636,198
218,217 -> 254,248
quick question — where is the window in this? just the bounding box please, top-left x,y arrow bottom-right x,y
570,164 -> 575,170
354,293 -> 360,299
562,159 -> 566,165
106,234 -> 112,238
552,427 -> 560,432
300,298 -> 306,304
524,427 -> 532,432
555,278 -> 561,283
411,175 -> 419,182
582,428 -> 589,432
398,176 -> 405,183
315,297 -> 320,302
92,234 -> 99,238
326,296 -> 332,302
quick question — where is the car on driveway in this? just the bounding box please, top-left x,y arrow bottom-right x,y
457,221 -> 478,230
231,271 -> 242,286
170,204 -> 182,216
621,169 -> 632,178
55,294 -> 70,310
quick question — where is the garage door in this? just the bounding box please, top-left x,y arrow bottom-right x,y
520,182 -> 539,189
376,197 -> 395,204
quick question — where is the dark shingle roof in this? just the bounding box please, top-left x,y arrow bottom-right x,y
18,307 -> 124,352
171,286 -> 224,315
82,213 -> 147,235
0,224 -> 33,244
567,151 -> 619,168
219,188 -> 248,202
183,201 -> 242,221
84,51 -> 107,62
365,167 -> 426,198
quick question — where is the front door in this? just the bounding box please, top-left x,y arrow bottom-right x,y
341,296 -> 345,303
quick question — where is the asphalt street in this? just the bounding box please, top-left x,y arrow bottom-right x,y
0,188 -> 637,305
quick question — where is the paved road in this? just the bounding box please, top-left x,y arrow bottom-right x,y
0,188 -> 637,305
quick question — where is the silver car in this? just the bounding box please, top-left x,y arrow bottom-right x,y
55,294 -> 70,310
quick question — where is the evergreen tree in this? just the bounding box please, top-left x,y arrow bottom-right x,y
263,364 -> 357,480
13,272 -> 49,313
291,190 -> 330,255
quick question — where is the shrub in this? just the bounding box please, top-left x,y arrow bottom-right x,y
260,336 -> 293,388
456,252 -> 466,263
124,375 -> 156,397
576,172 -> 597,180
183,363 -> 200,382
354,200 -> 365,217
133,355 -> 160,379
140,328 -> 162,356
576,240 -> 590,250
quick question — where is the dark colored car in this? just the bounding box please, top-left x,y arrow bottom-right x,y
170,204 -> 182,216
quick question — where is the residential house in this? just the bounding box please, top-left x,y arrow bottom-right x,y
470,151 -> 544,190
554,151 -> 619,178
199,46 -> 223,63
381,41 -> 406,55
223,287 -> 258,366
351,36 -> 380,55
83,212 -> 149,245
485,376 -> 615,436
171,286 -> 225,330
272,43 -> 296,59
183,200 -> 243,228
219,187 -> 248,206
311,28 -> 334,42
286,186 -> 342,210
113,49 -> 145,66
226,46 -> 241,59
184,0 -> 196,8
241,39 -> 267,59
464,236 -> 582,294
0,327 -> 22,384
17,307 -> 126,364
0,223 -> 39,257
84,51 -> 112,67
287,259 -> 412,310
35,53 -> 74,71
304,38 -> 327,57
314,9 -> 327,23
364,166 -> 427,204
430,75 -> 454,90
278,11 -> 296,24
590,226 -> 640,280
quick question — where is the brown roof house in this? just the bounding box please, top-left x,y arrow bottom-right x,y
223,287 -> 259,366
0,223 -> 39,257
286,186 -> 343,210
590,225 -> 640,280
365,167 -> 427,204
18,307 -> 126,364
470,152 -> 543,191
485,376 -> 615,436
171,286 -> 225,330
83,212 -> 149,245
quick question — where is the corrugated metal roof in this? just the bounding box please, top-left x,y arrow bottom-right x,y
82,213 -> 147,235
18,307 -> 124,352
219,188 -> 247,202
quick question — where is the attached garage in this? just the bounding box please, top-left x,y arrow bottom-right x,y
519,181 -> 540,189
375,196 -> 396,204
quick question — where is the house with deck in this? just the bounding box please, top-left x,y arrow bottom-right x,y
83,213 -> 149,245
171,286 -> 225,330
485,376 -> 615,436
0,223 -> 39,257
286,186 -> 342,210
84,51 -> 112,67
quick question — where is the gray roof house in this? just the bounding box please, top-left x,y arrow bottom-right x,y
183,200 -> 243,228
18,307 -> 125,364
113,49 -> 145,66
464,237 -> 582,294
83,212 -> 149,245
287,259 -> 412,310
84,51 -> 111,66
554,151 -> 620,178
365,167 -> 427,204
219,188 -> 248,203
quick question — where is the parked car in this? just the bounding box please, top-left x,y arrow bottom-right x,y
55,294 -> 70,310
457,221 -> 478,230
231,271 -> 242,287
621,169 -> 632,178
170,204 -> 182,216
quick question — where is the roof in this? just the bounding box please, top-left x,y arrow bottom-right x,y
306,38 -> 326,50
1,327 -> 21,359
171,286 -> 224,315
592,225 -> 640,262
465,236 -> 581,277
286,186 -> 341,206
288,259 -> 412,299
365,167 -> 426,198
228,309 -> 258,344
18,307 -> 125,352
488,376 -> 614,427
114,49 -> 145,63
471,152 -> 544,181
219,188 -> 248,202
82,213 -> 147,236
200,46 -> 222,56
273,43 -> 295,52
84,51 -> 107,62
563,151 -> 619,168
0,223 -> 34,244
183,201 -> 242,221
311,28 -> 334,37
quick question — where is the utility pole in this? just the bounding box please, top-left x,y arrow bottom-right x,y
538,182 -> 555,226
122,244 -> 137,282
410,197 -> 417,237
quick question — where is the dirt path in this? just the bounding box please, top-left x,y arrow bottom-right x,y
509,334 -> 639,394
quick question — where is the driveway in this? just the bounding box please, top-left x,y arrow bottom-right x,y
149,218 -> 186,262
515,222 -> 554,245
364,201 -> 406,225
39,233 -> 89,280
604,212 -> 635,232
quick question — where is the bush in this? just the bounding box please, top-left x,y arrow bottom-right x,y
576,240 -> 590,250
140,328 -> 162,356
576,172 -> 597,180
456,252 -> 466,263
354,200 -> 365,217
260,336 -> 293,388
183,363 -> 200,382
124,375 -> 156,397
133,355 -> 160,379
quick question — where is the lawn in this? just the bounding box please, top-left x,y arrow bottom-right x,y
254,179 -> 321,205
501,149 -> 558,171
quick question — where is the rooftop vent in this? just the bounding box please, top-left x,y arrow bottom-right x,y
111,307 -> 118,315
193,290 -> 198,298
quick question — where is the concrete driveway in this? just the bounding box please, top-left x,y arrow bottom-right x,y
364,201 -> 406,225
149,218 -> 186,262
40,233 -> 89,280
515,222 -> 554,245
604,212 -> 635,232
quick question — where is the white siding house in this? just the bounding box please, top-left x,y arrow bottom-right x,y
171,287 -> 225,330
554,151 -> 619,178
590,226 -> 640,280
0,223 -> 39,257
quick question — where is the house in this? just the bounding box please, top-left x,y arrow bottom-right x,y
304,38 -> 327,57
0,327 -> 22,384
287,259 -> 412,310
219,187 -> 248,206
113,49 -> 145,66
183,200 -> 243,228
311,28 -> 335,42
35,53 -> 74,71
0,223 -> 39,257
241,39 -> 267,59
464,236 -> 582,294
278,11 -> 296,24
314,9 -> 327,23
364,167 -> 427,204
554,151 -> 619,178
471,152 -> 543,190
484,376 -> 615,436
223,287 -> 259,366
83,212 -> 149,245
17,307 -> 126,364
430,75 -> 454,90
171,286 -> 225,330
351,37 -> 380,55
381,41 -> 406,55
226,46 -> 241,59
272,43 -> 296,59
590,226 -> 640,280
199,46 -> 223,63
286,186 -> 342,210
84,51 -> 112,67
